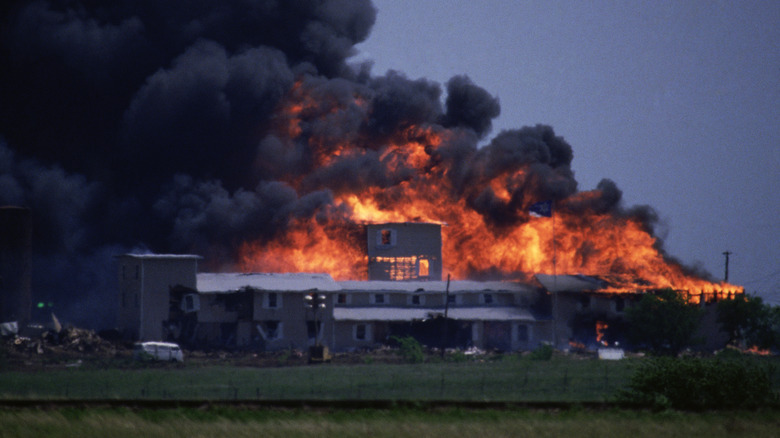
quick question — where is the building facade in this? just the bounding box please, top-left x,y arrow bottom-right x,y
366,223 -> 442,281
116,254 -> 200,341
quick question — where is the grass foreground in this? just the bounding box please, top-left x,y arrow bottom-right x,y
0,407 -> 778,438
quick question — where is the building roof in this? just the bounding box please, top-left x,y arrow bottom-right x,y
117,253 -> 202,260
336,280 -> 535,294
197,272 -> 340,293
333,306 -> 536,322
535,274 -> 608,293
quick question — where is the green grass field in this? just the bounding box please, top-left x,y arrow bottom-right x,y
0,356 -> 638,401
0,354 -> 778,436
0,407 -> 778,438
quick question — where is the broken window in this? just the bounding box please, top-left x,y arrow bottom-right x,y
181,294 -> 200,313
418,258 -> 430,277
259,321 -> 282,341
410,295 -> 423,306
354,323 -> 369,341
377,229 -> 396,247
371,255 -> 438,281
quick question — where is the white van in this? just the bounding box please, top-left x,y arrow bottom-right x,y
133,341 -> 184,362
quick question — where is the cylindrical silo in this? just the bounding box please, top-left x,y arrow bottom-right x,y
0,206 -> 32,326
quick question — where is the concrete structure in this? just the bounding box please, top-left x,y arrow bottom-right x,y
116,254 -> 200,341
366,223 -> 442,281
0,207 -> 32,327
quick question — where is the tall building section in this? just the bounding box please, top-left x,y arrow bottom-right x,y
0,207 -> 32,326
116,254 -> 200,341
366,223 -> 442,281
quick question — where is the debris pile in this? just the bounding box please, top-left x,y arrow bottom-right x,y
3,322 -> 118,360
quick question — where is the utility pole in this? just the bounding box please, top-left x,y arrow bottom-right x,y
441,273 -> 450,358
722,251 -> 732,282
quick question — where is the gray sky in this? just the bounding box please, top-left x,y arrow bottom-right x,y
354,0 -> 779,303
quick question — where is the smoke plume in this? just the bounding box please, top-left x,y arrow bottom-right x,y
0,1 -> 716,328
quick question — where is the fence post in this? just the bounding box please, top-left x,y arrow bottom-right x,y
440,369 -> 445,398
481,371 -> 486,400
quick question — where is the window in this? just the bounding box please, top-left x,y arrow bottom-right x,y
613,297 -> 625,313
264,292 -> 282,309
335,293 -> 350,305
409,294 -> 424,306
182,294 -> 200,313
482,293 -> 494,305
135,265 -> 140,279
258,321 -> 283,341
516,324 -> 529,342
354,323 -> 371,341
447,294 -> 457,305
371,293 -> 386,305
578,295 -> 591,310
376,229 -> 396,247
418,258 -> 430,277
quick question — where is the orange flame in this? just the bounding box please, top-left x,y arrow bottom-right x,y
596,321 -> 609,346
239,80 -> 743,298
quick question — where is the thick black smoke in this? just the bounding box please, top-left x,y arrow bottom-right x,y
0,0 -> 380,327
0,1 -> 698,328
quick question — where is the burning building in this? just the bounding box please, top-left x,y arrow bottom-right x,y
0,1 -> 744,333
116,222 -> 739,353
367,222 -> 442,281
117,223 -> 552,351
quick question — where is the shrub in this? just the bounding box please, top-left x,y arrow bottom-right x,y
446,350 -> 469,363
391,336 -> 425,364
528,343 -> 553,361
617,357 -> 777,410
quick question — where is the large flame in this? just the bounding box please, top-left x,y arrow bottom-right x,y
239,79 -> 741,297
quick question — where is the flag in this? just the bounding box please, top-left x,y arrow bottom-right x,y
529,200 -> 552,217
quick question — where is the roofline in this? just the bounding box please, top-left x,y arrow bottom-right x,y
115,254 -> 203,260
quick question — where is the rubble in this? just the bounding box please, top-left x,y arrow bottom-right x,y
3,324 -> 118,361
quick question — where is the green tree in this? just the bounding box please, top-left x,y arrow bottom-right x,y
717,294 -> 780,350
625,289 -> 702,356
